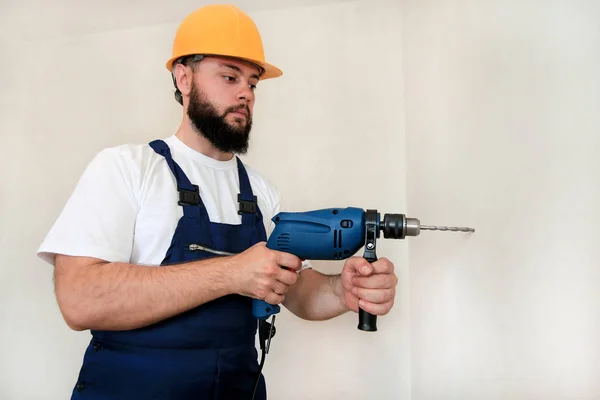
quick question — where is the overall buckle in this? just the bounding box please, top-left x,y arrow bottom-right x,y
238,193 -> 257,214
178,185 -> 200,206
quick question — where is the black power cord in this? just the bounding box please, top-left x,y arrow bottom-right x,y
251,317 -> 276,400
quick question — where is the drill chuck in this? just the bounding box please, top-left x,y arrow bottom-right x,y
380,214 -> 421,239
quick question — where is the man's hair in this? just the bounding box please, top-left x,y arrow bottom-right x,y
171,54 -> 205,105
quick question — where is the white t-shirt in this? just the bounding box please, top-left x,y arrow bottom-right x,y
37,135 -> 286,267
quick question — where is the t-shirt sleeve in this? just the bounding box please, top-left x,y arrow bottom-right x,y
37,146 -> 140,266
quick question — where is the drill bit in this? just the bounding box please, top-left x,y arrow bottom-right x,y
420,225 -> 475,233
388,216 -> 475,237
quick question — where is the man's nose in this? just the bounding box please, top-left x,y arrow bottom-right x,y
237,84 -> 254,103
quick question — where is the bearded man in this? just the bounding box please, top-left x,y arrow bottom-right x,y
37,4 -> 398,399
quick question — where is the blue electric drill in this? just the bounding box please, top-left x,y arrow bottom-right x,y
253,206 -> 475,331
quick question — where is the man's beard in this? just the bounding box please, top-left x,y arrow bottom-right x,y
187,82 -> 252,155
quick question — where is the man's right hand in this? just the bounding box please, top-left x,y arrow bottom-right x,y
230,242 -> 302,305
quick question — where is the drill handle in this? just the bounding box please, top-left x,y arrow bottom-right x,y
252,299 -> 280,320
252,234 -> 284,319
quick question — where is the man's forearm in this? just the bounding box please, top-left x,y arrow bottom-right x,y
283,269 -> 350,321
54,255 -> 236,331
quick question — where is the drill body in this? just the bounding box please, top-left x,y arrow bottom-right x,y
267,207 -> 367,261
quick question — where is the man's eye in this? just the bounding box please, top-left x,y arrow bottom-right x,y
250,84 -> 257,90
224,76 -> 235,82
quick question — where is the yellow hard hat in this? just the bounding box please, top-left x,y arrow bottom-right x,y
166,4 -> 282,80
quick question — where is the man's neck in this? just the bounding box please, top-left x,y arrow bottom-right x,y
174,121 -> 234,162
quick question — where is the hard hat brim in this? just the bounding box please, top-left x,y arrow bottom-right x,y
166,54 -> 283,80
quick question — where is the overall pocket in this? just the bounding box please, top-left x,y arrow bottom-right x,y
73,339 -> 219,400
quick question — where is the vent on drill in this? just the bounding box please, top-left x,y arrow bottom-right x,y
276,233 -> 291,251
333,229 -> 345,259
333,229 -> 343,248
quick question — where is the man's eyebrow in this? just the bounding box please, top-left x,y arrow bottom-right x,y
220,63 -> 260,81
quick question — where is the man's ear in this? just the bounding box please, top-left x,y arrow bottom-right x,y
173,63 -> 193,97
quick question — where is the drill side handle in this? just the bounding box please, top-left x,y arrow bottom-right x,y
358,209 -> 379,332
358,252 -> 378,332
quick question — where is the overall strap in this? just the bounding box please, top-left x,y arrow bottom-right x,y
236,157 -> 261,226
149,140 -> 205,219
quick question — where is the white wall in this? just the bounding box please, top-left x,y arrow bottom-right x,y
0,1 -> 408,399
401,1 -> 600,399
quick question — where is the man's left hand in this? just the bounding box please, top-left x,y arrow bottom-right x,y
340,257 -> 398,315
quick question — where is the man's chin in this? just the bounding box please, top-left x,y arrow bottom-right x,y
226,122 -> 251,136
227,115 -> 248,126
229,121 -> 246,128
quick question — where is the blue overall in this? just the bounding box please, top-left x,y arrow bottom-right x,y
70,139 -> 268,400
